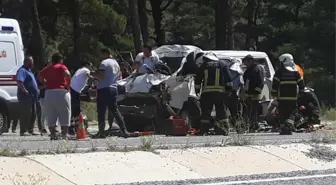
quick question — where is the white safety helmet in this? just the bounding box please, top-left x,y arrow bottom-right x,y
279,53 -> 294,63
194,52 -> 219,67
231,58 -> 242,64
279,53 -> 296,71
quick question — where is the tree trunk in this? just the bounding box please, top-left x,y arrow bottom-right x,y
149,0 -> 165,46
245,0 -> 256,50
31,0 -> 45,68
129,0 -> 143,54
71,0 -> 80,64
253,0 -> 261,50
138,0 -> 148,44
226,0 -> 234,50
215,0 -> 227,49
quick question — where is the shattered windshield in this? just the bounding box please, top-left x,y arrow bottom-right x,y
159,57 -> 184,73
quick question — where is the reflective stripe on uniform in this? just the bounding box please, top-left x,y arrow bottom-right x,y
273,77 -> 280,81
285,119 -> 295,125
255,87 -> 262,93
280,81 -> 297,84
249,94 -> 262,100
202,68 -> 226,93
217,118 -> 229,124
200,119 -> 210,123
215,69 -> 220,86
226,82 -> 233,86
278,97 -> 297,100
204,70 -> 208,86
202,88 -> 225,93
215,119 -> 229,132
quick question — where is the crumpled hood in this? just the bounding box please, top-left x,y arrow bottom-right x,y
117,73 -> 170,94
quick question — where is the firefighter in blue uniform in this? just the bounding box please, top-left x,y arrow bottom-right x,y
242,54 -> 265,131
272,53 -> 305,135
195,52 -> 233,135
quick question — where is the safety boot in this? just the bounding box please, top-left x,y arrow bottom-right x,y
120,129 -> 130,138
61,126 -> 69,140
49,126 -> 58,140
215,120 -> 229,136
198,121 -> 210,136
279,123 -> 293,135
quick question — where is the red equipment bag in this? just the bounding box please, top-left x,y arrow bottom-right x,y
164,116 -> 190,136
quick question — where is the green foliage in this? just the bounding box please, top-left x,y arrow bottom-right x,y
0,0 -> 334,105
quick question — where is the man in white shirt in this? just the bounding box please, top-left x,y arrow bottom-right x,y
70,61 -> 92,121
134,44 -> 161,73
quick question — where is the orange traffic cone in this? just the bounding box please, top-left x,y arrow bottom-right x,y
76,113 -> 87,140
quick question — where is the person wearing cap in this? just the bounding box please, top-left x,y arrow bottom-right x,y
226,58 -> 245,133
271,53 -> 305,135
242,54 -> 265,132
38,53 -> 72,140
195,52 -> 233,135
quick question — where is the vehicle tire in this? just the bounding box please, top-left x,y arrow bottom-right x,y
180,98 -> 201,129
0,107 -> 8,135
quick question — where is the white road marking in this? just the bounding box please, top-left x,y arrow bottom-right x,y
196,173 -> 336,185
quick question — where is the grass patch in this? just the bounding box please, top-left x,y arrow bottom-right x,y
8,173 -> 49,185
224,134 -> 254,146
304,144 -> 336,162
320,107 -> 336,121
139,136 -> 155,152
310,130 -> 336,144
81,101 -> 97,121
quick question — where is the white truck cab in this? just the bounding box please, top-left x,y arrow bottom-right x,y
207,50 -> 275,101
207,50 -> 275,117
0,18 -> 25,133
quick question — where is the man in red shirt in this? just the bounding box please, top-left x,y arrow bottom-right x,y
38,53 -> 72,140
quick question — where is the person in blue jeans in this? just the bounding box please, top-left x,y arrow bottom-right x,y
16,56 -> 39,136
92,48 -> 129,138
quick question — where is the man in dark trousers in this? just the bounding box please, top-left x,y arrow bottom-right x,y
195,52 -> 232,135
242,54 -> 265,132
272,53 -> 305,135
92,48 -> 130,138
69,61 -> 93,135
16,56 -> 39,136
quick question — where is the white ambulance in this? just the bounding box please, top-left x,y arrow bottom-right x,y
0,18 -> 25,134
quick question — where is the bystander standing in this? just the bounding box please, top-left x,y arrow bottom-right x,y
92,48 -> 129,138
35,62 -> 50,134
16,56 -> 39,136
38,53 -> 72,140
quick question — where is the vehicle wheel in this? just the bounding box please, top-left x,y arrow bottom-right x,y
0,108 -> 8,135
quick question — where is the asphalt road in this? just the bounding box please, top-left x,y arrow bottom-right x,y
0,130 -> 332,153
113,169 -> 336,185
0,121 -> 334,153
